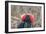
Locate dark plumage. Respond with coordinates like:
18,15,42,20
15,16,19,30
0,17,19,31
18,15,32,28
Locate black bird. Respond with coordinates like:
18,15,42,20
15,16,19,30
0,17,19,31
18,15,32,28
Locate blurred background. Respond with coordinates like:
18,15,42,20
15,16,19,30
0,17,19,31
11,5,42,29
